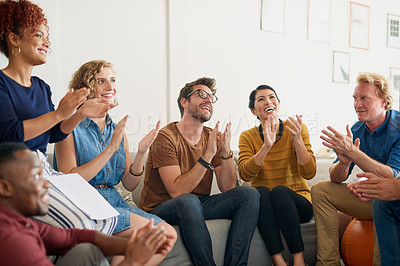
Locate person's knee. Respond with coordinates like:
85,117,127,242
58,243,108,266
235,185,260,202
172,193,203,216
159,221,178,242
311,181,332,202
256,185,271,197
271,186,292,205
271,185,290,196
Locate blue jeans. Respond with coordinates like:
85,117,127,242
372,199,400,266
151,186,260,266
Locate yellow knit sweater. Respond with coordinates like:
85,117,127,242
238,122,316,203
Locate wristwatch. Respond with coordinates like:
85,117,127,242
198,156,215,171
221,150,233,160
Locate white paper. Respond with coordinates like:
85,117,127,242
47,174,119,220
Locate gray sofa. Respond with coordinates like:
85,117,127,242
115,154,334,266
49,150,350,266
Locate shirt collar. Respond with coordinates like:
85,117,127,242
372,110,390,135
81,113,112,129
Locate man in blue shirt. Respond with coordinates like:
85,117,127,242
312,72,400,266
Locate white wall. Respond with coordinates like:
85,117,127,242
1,0,400,153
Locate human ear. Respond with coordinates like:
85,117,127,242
7,32,21,47
0,180,13,197
250,108,257,116
180,97,188,108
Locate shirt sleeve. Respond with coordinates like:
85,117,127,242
38,222,96,256
238,130,262,182
151,133,180,168
386,137,400,177
49,121,69,143
297,123,317,180
0,83,25,143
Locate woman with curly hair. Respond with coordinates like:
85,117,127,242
55,60,177,265
0,0,117,244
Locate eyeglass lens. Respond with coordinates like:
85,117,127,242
198,90,217,103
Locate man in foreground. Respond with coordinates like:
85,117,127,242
0,142,172,266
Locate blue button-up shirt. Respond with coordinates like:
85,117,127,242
341,109,400,178
73,114,126,186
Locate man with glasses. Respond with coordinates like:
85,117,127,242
139,77,260,266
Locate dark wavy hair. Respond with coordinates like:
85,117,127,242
0,0,48,58
248,85,280,110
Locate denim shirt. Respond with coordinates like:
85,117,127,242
73,114,126,187
336,109,400,178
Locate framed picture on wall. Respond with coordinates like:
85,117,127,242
332,51,350,83
307,0,331,43
261,0,285,33
387,14,400,49
349,2,370,50
390,67,400,110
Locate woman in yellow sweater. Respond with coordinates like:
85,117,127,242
238,85,316,266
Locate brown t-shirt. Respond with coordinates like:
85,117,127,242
139,122,222,212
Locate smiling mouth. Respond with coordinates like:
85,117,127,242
201,106,211,111
38,49,48,55
265,107,275,112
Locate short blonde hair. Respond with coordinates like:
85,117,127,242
69,60,114,100
356,72,392,111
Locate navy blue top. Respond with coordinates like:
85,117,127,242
334,109,400,178
0,70,68,153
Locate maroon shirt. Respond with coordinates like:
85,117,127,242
0,206,96,266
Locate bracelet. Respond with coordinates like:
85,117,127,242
129,164,144,176
198,157,215,171
221,150,233,160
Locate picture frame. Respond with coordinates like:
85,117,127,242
332,51,350,83
261,0,285,34
349,2,370,50
307,0,331,43
387,14,400,49
390,67,400,110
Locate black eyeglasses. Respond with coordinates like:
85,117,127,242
186,89,218,103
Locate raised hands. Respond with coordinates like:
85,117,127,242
204,121,220,160
78,98,115,119
286,115,303,143
262,115,278,149
221,122,232,157
138,121,161,155
321,125,360,165
108,115,129,153
56,88,90,120
56,88,115,120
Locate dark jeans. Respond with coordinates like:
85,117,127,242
373,199,400,266
256,186,313,256
151,186,260,266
